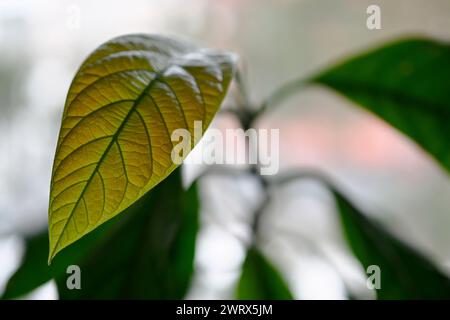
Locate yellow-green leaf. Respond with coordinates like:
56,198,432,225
48,34,236,261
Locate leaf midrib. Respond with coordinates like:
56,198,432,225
49,71,163,260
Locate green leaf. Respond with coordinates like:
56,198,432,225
237,247,293,300
1,225,106,299
3,168,199,299
49,34,236,261
57,168,198,299
314,38,450,174
334,189,450,299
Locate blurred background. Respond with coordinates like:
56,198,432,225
1,0,450,299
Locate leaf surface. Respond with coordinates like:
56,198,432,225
49,34,235,260
237,247,293,299
334,189,450,299
314,39,450,173
57,169,198,299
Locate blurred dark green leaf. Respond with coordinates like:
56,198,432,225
58,169,198,299
1,232,49,299
2,168,199,299
1,218,109,299
334,189,450,299
314,39,450,173
237,247,293,300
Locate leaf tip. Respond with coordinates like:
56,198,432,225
47,249,54,266
47,238,58,265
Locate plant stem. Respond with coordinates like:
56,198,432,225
205,71,314,247
256,77,309,120
238,99,268,246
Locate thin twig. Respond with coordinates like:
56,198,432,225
256,77,310,120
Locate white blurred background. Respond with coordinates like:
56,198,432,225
1,0,450,299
